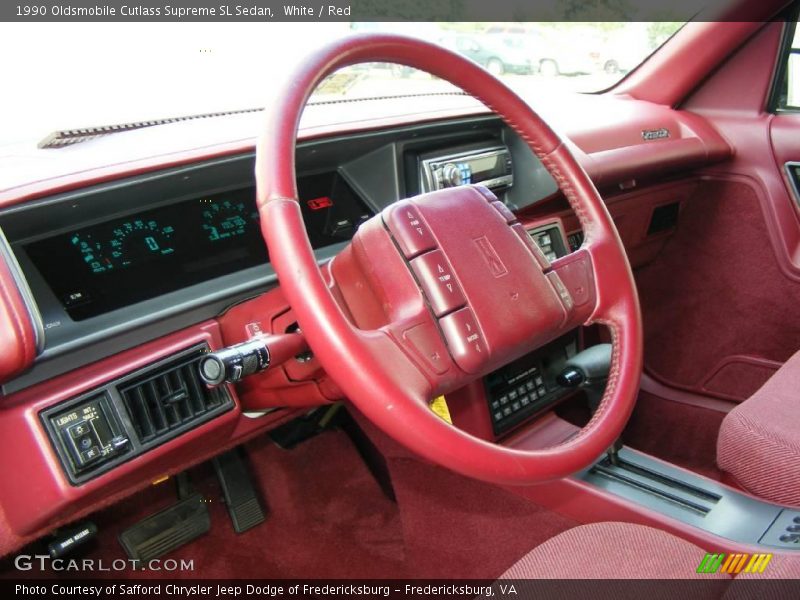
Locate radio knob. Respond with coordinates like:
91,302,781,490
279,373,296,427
441,163,463,188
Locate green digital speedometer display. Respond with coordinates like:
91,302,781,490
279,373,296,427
72,219,176,273
110,219,176,266
201,200,256,242
25,172,373,321
26,186,265,319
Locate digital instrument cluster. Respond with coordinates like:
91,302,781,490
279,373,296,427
25,172,372,320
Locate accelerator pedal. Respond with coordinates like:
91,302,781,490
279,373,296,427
119,493,210,563
213,449,266,533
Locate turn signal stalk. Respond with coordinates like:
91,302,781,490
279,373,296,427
198,333,308,386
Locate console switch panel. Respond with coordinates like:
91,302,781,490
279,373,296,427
484,331,579,436
760,509,800,548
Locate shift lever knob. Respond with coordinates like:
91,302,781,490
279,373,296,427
556,343,613,414
556,368,584,388
558,343,612,387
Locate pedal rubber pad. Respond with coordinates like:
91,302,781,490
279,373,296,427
119,493,209,563
213,449,266,533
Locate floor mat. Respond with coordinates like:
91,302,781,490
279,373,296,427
386,457,577,579
1,429,408,579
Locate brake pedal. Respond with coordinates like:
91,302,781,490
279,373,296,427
213,449,266,533
119,494,210,563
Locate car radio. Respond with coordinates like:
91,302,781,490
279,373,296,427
420,146,513,192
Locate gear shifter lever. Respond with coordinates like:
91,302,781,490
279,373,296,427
556,344,619,461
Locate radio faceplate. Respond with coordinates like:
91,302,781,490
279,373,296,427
420,146,513,192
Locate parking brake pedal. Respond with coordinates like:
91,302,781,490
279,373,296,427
213,449,266,533
119,494,210,563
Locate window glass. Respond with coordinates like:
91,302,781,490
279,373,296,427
776,20,800,109
789,24,800,108
0,21,684,147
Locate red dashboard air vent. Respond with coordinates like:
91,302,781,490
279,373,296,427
119,348,229,444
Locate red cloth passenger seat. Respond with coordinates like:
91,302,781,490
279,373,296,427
717,351,800,507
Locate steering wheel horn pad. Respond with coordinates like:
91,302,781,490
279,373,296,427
382,185,578,376
256,33,643,484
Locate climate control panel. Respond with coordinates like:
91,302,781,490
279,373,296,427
484,331,579,436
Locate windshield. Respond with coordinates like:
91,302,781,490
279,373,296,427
0,21,683,147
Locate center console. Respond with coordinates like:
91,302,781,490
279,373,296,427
579,446,800,551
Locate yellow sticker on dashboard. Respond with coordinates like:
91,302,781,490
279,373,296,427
429,395,452,424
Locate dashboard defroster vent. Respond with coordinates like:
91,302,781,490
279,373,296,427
119,348,230,444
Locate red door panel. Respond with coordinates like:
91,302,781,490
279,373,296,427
633,20,800,401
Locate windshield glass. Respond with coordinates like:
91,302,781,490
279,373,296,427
0,21,683,147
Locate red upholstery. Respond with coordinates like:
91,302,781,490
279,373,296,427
500,522,729,580
717,351,800,507
500,522,800,600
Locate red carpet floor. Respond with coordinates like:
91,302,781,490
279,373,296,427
1,430,408,579
1,427,576,579
386,457,577,579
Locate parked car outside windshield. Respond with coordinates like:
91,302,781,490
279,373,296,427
437,33,534,75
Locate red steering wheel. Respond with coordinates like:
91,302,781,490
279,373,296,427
255,34,642,484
